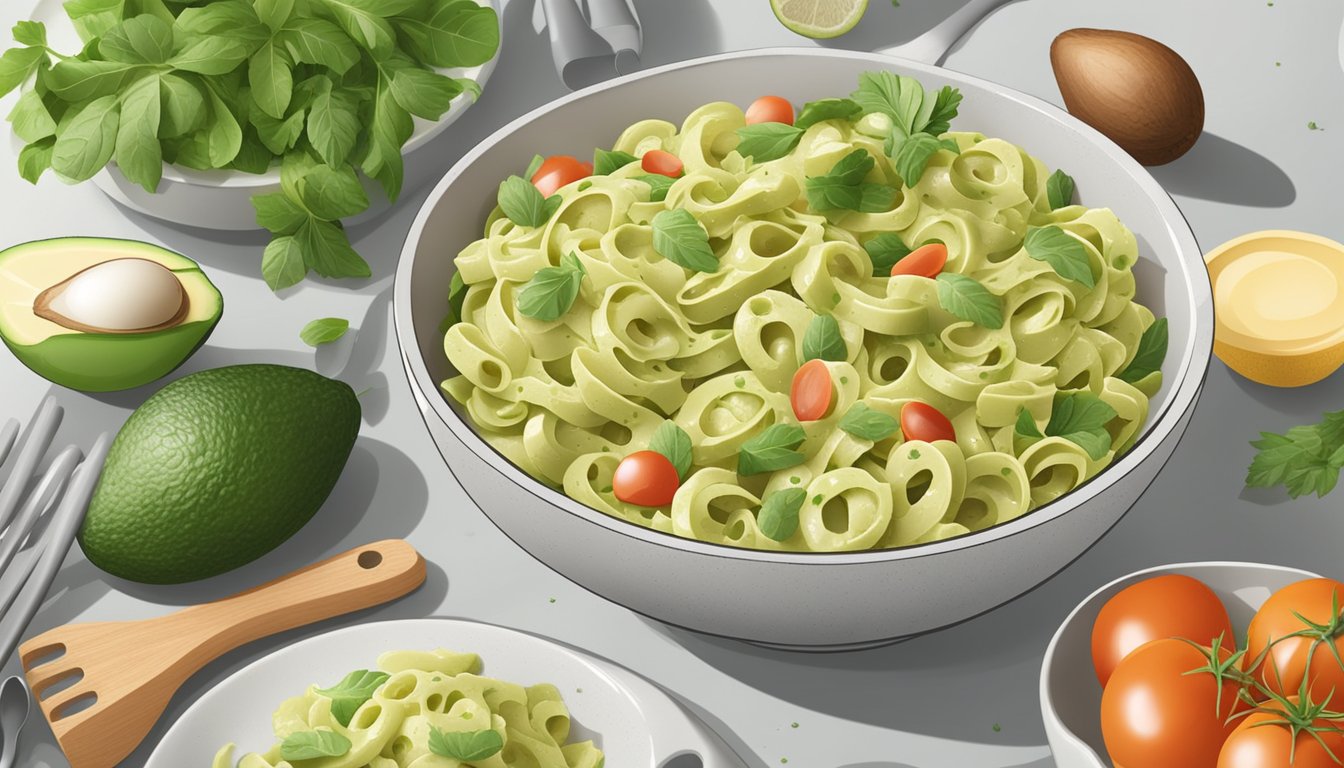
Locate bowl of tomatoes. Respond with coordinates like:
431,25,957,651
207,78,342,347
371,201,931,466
1039,562,1344,768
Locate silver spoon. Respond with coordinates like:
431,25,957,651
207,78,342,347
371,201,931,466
0,675,30,768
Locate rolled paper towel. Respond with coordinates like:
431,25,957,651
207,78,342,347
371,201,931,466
539,0,643,90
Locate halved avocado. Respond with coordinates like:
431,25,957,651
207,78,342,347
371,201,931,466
0,237,222,392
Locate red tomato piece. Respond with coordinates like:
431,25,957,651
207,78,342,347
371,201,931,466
1101,637,1245,768
612,450,680,507
531,155,593,197
1219,699,1344,768
791,359,833,422
745,95,794,126
889,243,948,278
1245,578,1344,701
1091,574,1234,686
641,149,684,178
900,402,955,443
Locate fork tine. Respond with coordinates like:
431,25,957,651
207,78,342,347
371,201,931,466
0,397,63,533
0,445,80,578
0,418,18,471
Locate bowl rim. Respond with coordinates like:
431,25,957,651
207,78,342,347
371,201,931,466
393,45,1215,566
1037,560,1324,766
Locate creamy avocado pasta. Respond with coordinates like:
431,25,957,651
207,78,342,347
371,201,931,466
440,71,1167,553
212,649,604,767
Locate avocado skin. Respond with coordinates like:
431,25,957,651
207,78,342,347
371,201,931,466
79,364,361,584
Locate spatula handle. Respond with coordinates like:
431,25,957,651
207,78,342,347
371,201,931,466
165,540,426,661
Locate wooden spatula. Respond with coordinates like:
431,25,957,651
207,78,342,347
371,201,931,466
19,539,425,768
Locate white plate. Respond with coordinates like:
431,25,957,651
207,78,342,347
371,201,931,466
1039,561,1322,768
147,618,745,767
14,0,502,231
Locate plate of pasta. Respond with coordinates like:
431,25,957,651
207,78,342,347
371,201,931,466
148,619,744,768
393,46,1214,648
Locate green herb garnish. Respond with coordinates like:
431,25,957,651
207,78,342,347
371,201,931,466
794,97,862,130
445,272,468,326
651,208,717,273
594,148,638,175
1046,168,1075,210
299,317,350,347
889,132,959,186
1024,393,1117,460
1024,226,1096,288
804,149,896,212
650,420,693,480
498,175,562,228
516,252,586,321
314,669,389,727
280,730,352,760
1246,410,1344,499
935,273,1003,329
802,314,846,362
428,727,504,761
839,403,899,441
1117,318,1168,383
738,424,807,476
735,122,803,162
758,488,805,541
850,71,960,137
863,233,912,276
638,173,675,202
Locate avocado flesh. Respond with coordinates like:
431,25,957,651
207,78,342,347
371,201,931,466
0,237,222,392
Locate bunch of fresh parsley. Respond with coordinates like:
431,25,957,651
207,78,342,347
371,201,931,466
1247,410,1344,499
0,0,499,290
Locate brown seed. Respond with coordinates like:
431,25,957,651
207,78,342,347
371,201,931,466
1051,28,1205,166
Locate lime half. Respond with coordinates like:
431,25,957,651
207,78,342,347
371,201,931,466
770,0,869,39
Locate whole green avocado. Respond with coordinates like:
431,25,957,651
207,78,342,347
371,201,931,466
79,364,361,584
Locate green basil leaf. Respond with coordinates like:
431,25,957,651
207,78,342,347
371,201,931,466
594,148,638,176
498,175,560,228
99,15,174,64
394,1,499,68
17,137,55,184
261,232,307,290
1118,317,1168,383
13,21,48,48
169,35,252,75
650,420,693,480
890,132,957,186
255,0,296,32
300,217,370,279
279,18,360,75
524,153,544,179
429,727,504,762
51,94,119,182
838,403,899,442
1015,407,1043,439
204,84,243,168
249,41,294,119
1046,168,1075,210
0,46,45,98
863,233,911,276
821,148,873,185
446,271,467,325
651,208,717,273
300,317,350,347
805,149,893,212
321,0,396,54
738,423,807,476
850,70,924,136
758,488,805,542
516,251,586,322
801,314,846,362
1044,392,1116,459
389,66,462,120
63,0,124,42
279,730,351,761
297,163,368,221
114,73,163,193
253,192,308,234
1061,429,1113,461
920,85,962,136
360,75,413,202
173,1,270,47
253,107,305,155
313,669,387,724
8,89,57,143
44,58,141,101
637,173,674,202
794,97,861,130
307,77,359,165
1024,226,1095,288
935,273,1003,329
229,132,272,173
158,73,206,138
734,122,803,163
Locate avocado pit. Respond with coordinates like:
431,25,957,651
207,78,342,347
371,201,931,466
34,258,190,335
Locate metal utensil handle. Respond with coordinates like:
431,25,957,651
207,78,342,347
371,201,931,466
0,419,19,471
880,0,1016,65
0,446,80,580
0,398,61,534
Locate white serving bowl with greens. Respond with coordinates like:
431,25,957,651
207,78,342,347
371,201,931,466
9,0,501,232
394,41,1213,647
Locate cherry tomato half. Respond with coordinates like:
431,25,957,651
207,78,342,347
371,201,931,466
531,155,593,197
1101,637,1245,768
890,243,948,278
1245,578,1344,701
745,95,794,126
641,149,684,178
900,402,955,443
791,359,833,422
1219,698,1344,768
612,450,680,507
1091,574,1234,686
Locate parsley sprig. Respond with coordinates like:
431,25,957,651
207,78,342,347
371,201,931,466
850,70,963,186
1246,410,1344,499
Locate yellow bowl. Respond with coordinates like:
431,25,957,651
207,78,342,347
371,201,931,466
1206,230,1344,387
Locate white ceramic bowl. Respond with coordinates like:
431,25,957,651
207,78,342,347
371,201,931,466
1040,561,1321,768
147,618,745,767
13,0,501,231
393,47,1215,650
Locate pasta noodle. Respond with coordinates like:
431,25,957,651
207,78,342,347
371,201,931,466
212,649,604,768
441,74,1165,553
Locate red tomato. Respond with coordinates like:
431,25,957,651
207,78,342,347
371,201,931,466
1101,637,1245,768
790,359,833,422
612,451,680,507
889,243,948,278
900,402,955,443
745,95,794,126
1091,574,1234,686
641,149,683,178
531,155,593,197
1219,698,1344,768
1245,578,1344,700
